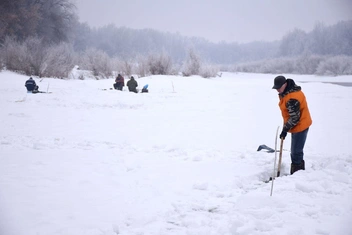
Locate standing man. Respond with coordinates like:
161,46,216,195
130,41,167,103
272,75,312,174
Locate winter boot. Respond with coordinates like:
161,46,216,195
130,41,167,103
290,160,305,175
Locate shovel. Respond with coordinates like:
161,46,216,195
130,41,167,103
277,138,284,177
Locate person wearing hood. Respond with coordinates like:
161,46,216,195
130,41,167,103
114,74,125,91
126,76,138,93
25,77,39,93
272,75,312,175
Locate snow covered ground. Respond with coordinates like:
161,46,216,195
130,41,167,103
0,70,351,235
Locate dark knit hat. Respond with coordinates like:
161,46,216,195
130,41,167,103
272,75,287,89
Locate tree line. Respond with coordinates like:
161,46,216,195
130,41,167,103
1,0,352,78
0,0,76,44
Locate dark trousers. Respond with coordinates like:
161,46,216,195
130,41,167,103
291,127,309,165
128,88,138,93
114,83,123,90
26,85,39,92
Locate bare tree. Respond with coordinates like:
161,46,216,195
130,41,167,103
0,0,77,44
36,0,77,44
0,0,41,43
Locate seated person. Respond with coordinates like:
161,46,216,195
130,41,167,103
141,84,149,93
114,74,125,90
126,76,138,93
25,77,39,93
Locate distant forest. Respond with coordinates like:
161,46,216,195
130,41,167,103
1,0,352,78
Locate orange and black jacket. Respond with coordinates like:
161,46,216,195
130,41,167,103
278,79,312,133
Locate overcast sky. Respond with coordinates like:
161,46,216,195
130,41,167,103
74,0,352,43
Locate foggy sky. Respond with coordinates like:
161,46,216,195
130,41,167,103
74,0,352,43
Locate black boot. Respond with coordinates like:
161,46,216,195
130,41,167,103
290,160,305,175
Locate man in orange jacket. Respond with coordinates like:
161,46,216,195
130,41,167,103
273,75,312,174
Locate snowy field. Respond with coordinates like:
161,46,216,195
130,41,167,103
0,70,351,235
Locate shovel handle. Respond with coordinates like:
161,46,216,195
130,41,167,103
277,138,284,177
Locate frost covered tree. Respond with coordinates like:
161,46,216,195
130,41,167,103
316,55,352,76
36,0,77,44
24,37,48,76
308,22,331,55
147,52,173,75
111,58,133,78
80,48,112,78
135,55,149,78
279,29,308,57
182,49,201,76
44,43,76,78
2,36,48,76
2,36,30,73
0,0,40,43
0,0,77,44
199,64,219,78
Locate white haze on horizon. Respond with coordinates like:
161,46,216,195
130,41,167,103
75,0,352,43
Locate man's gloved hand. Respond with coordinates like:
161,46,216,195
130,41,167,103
280,131,287,140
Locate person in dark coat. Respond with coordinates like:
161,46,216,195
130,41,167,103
114,74,125,90
126,76,138,93
25,77,39,93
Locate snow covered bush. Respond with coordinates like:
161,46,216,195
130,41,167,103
293,54,324,74
316,55,352,76
67,65,95,80
122,60,133,78
134,55,149,77
2,36,30,74
233,55,324,75
182,49,201,76
147,52,173,75
111,58,133,78
43,43,76,78
199,64,219,78
23,37,48,77
258,58,294,74
79,48,112,79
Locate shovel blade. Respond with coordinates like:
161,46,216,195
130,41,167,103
257,144,275,153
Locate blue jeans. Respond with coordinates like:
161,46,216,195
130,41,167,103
290,128,309,165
